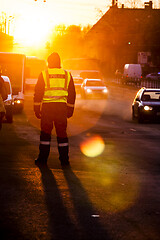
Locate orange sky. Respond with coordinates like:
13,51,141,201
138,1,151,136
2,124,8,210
0,0,159,49
1,0,108,45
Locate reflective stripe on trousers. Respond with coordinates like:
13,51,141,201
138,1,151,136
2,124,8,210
58,142,69,147
57,137,69,162
40,141,50,145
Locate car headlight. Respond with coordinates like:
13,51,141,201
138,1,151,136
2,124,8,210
14,99,22,104
103,88,108,93
86,89,92,93
144,106,153,111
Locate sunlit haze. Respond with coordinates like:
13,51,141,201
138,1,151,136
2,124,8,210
0,0,109,48
1,0,159,51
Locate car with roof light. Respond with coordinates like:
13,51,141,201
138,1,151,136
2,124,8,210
145,73,160,81
2,75,14,123
132,87,160,123
81,78,108,99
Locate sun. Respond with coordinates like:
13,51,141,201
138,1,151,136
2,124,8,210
13,15,51,47
10,0,55,48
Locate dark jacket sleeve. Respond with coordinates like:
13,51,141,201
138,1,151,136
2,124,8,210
0,77,7,101
33,72,45,119
67,73,76,118
33,72,45,104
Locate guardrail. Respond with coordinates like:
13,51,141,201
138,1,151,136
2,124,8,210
113,77,160,88
140,79,160,88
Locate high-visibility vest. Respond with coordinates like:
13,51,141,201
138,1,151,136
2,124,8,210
42,68,71,103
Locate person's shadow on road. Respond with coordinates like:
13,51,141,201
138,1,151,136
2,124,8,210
39,165,111,240
62,167,111,240
39,165,77,240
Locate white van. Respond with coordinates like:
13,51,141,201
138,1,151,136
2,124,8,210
123,64,142,78
2,76,13,123
123,64,142,85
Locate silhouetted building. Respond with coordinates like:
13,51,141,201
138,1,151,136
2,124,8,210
85,1,160,77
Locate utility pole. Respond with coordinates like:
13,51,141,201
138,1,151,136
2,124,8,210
8,16,14,35
4,18,6,34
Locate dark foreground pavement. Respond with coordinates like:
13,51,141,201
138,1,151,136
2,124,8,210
0,121,112,240
0,85,160,240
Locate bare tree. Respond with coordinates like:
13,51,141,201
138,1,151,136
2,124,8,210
0,12,7,33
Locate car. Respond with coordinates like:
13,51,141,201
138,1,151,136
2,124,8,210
132,87,160,123
145,73,160,81
81,78,108,99
73,76,84,94
2,75,14,123
122,64,142,85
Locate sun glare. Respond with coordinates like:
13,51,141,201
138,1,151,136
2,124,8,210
80,135,105,157
13,16,51,47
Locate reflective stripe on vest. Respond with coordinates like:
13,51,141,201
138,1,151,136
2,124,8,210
42,68,71,103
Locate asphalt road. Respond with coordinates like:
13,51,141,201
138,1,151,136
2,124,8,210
0,84,160,240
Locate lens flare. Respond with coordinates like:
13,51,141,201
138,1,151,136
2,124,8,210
80,135,105,157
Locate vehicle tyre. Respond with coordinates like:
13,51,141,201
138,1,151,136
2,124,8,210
132,108,135,120
138,111,144,123
6,106,13,123
6,112,13,123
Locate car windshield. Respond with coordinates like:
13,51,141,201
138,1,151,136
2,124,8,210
4,82,11,95
142,91,160,101
86,81,105,86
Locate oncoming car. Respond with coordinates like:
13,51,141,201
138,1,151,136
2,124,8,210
81,78,108,99
132,87,160,123
2,75,13,123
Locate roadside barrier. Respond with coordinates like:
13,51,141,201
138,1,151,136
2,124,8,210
113,77,160,88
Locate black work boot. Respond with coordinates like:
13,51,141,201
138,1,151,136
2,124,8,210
57,137,70,167
58,146,70,167
35,144,50,166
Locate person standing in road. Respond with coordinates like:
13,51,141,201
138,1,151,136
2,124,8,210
33,52,76,167
0,74,7,130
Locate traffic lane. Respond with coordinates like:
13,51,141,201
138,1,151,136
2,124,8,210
11,101,160,173
24,85,136,138
1,89,160,239
22,89,160,174
24,86,160,137
1,122,159,240
14,88,160,179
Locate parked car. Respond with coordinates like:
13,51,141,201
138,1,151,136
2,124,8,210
145,73,160,81
73,76,84,94
2,76,13,123
132,87,160,123
81,78,108,99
